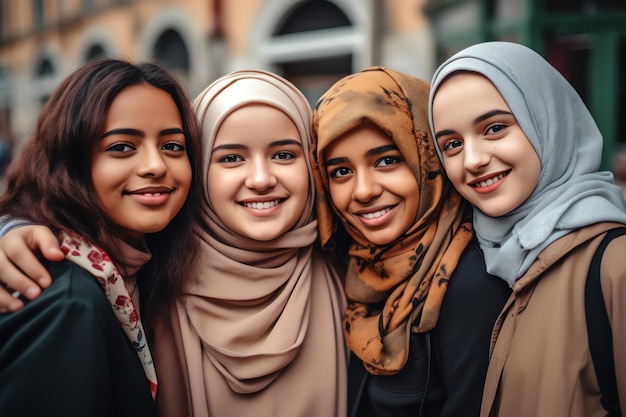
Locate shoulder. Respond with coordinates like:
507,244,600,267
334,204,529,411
15,259,112,319
598,228,626,292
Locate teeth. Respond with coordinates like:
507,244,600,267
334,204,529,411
475,173,505,188
144,193,162,196
243,200,279,209
361,208,391,219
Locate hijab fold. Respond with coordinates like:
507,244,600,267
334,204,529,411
311,67,473,375
178,70,347,416
429,42,626,286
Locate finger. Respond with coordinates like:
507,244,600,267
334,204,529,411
0,250,43,300
29,227,65,263
3,226,61,289
0,285,25,312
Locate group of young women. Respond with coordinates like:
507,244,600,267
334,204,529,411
0,41,624,417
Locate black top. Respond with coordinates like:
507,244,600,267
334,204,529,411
0,260,157,417
348,239,511,417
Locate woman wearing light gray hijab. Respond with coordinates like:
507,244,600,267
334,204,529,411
429,41,626,417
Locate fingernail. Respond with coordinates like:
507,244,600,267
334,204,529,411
24,287,39,298
9,301,22,311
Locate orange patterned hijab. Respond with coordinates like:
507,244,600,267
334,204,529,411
311,67,472,375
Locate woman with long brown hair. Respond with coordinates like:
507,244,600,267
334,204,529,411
0,58,203,417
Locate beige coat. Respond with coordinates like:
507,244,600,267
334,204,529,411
481,222,626,417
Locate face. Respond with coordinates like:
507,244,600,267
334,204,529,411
207,104,309,241
91,84,192,243
324,122,420,246
431,72,541,217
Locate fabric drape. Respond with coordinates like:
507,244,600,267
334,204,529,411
428,41,626,286
311,67,472,375
177,70,347,417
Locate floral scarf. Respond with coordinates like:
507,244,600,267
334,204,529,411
311,67,473,375
59,231,158,399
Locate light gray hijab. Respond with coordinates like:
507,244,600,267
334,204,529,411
428,41,626,286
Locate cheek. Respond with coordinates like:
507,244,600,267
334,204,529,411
397,176,420,217
328,181,350,215
206,167,225,205
443,159,464,189
90,161,109,201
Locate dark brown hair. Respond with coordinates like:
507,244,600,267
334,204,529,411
0,58,203,320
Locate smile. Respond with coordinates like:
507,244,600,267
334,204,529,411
359,208,391,219
472,173,506,188
242,199,281,210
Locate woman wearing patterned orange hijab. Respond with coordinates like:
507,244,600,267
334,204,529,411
310,67,510,417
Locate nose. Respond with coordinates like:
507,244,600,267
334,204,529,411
352,168,382,203
463,138,490,172
137,146,167,178
244,156,277,191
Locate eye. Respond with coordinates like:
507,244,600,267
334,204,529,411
219,154,243,163
375,155,402,167
485,123,507,135
106,142,135,153
162,142,186,152
329,167,352,178
440,139,463,153
273,151,296,160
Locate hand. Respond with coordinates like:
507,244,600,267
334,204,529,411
0,225,64,312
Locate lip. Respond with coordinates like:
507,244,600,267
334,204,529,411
126,186,175,206
468,171,509,194
238,197,285,217
353,205,396,227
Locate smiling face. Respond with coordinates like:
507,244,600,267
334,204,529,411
91,83,192,243
324,122,419,246
431,72,541,217
207,104,309,241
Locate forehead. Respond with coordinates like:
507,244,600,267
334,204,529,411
213,103,302,146
433,72,511,122
324,122,394,159
105,84,181,126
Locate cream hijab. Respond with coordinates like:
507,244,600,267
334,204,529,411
177,70,347,416
429,41,626,286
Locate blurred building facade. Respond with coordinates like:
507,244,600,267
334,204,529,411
0,0,624,178
0,0,433,158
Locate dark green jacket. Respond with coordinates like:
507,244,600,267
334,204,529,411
0,260,157,417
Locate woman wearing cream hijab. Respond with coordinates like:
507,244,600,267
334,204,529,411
157,70,348,416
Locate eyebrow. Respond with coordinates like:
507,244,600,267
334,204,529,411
212,138,302,152
325,144,398,167
474,109,513,124
434,109,513,139
101,127,184,139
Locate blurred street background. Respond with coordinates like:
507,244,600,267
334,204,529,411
0,0,624,194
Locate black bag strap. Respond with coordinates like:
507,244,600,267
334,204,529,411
585,227,626,417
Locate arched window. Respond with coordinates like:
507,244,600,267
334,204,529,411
154,29,190,80
85,44,106,61
272,1,354,105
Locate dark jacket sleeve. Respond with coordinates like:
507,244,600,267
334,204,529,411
0,260,156,417
436,242,511,417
